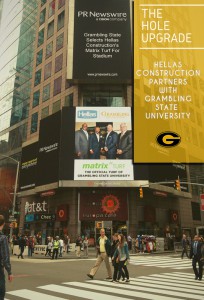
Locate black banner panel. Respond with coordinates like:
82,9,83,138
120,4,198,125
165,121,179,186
70,0,131,82
19,142,38,191
59,107,76,180
36,111,61,186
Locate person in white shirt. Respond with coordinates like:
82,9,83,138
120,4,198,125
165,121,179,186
59,238,64,257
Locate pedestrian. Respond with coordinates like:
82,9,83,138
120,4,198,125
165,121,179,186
75,236,82,258
181,234,189,259
0,215,13,300
28,236,34,257
45,237,52,257
111,233,125,283
59,237,64,257
18,235,26,259
127,234,132,251
51,236,60,260
87,228,112,280
83,236,89,258
113,234,130,283
189,235,203,280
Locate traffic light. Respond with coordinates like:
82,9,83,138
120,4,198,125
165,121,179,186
175,179,181,191
139,187,143,198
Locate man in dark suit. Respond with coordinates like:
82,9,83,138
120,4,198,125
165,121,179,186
117,123,132,159
189,235,203,280
75,123,89,159
104,124,118,159
89,126,103,159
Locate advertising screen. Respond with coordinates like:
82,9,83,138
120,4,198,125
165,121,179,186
74,107,134,180
19,142,38,191
68,0,131,82
36,111,61,187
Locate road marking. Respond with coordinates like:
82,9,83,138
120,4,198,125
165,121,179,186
80,280,204,300
130,256,191,269
7,289,68,299
136,276,203,289
38,284,127,300
63,281,184,300
6,272,203,300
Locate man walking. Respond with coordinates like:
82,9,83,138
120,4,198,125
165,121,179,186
189,235,203,280
181,234,189,259
0,215,13,300
87,228,112,280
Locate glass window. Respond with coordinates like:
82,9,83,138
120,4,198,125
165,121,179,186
53,76,62,95
33,90,40,107
38,28,44,47
64,94,73,106
43,84,50,102
52,99,61,113
58,0,65,9
48,0,56,17
65,80,73,89
55,54,63,73
41,0,46,6
31,112,38,133
36,49,43,66
46,41,53,58
34,70,41,86
57,11,64,31
40,8,46,25
47,20,54,39
44,62,52,80
41,106,49,119
56,33,64,51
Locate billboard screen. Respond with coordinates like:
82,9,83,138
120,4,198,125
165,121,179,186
68,0,131,82
19,142,38,191
36,111,61,187
59,106,138,186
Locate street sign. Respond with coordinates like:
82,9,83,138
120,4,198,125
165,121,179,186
9,216,17,222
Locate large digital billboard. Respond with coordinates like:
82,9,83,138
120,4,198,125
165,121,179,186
67,0,132,83
59,107,136,185
36,111,61,187
19,142,38,191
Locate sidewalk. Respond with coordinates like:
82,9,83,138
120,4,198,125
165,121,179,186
11,247,177,261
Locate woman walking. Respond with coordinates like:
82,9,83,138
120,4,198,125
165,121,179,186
113,234,130,282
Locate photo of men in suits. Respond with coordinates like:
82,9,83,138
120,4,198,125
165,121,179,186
117,123,132,159
89,126,103,159
103,124,118,159
75,123,89,159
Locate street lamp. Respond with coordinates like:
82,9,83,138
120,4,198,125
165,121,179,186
0,154,20,241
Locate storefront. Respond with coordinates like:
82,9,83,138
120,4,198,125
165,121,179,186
79,189,128,242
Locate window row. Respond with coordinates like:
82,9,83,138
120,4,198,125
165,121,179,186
36,33,64,66
40,0,65,25
34,75,62,96
38,11,65,46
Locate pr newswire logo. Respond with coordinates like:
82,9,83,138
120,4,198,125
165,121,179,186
156,132,181,148
77,110,97,119
78,11,127,18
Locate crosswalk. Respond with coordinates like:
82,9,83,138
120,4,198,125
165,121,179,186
130,255,192,269
6,272,203,300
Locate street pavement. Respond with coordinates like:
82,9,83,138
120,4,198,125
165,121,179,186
5,253,203,300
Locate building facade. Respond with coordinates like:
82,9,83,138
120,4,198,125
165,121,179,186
0,0,203,244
